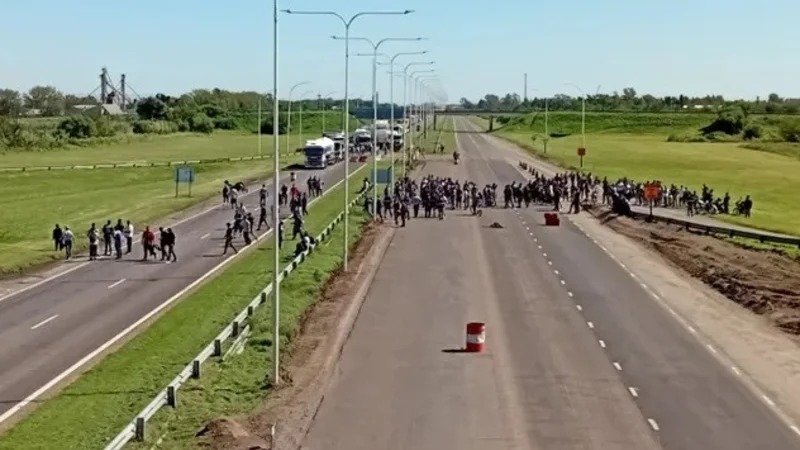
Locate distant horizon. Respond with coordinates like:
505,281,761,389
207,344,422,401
3,0,799,100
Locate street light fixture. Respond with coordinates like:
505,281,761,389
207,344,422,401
409,68,436,158
417,76,439,140
398,61,434,174
270,0,280,387
332,35,425,217
318,91,336,131
297,89,315,146
287,81,310,154
282,8,414,272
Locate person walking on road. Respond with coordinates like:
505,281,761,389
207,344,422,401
162,228,177,262
113,227,123,259
62,226,74,259
52,224,63,251
257,204,270,231
223,223,238,255
142,226,157,261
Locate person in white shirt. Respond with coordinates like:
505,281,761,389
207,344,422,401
124,221,134,254
62,227,75,259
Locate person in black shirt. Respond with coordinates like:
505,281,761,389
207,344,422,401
223,223,238,255
163,228,177,262
52,224,63,251
102,220,113,256
87,223,99,261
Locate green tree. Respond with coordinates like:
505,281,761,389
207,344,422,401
0,89,23,116
24,86,65,116
136,96,168,120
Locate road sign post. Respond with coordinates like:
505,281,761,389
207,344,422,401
644,183,660,222
577,147,586,168
175,166,195,198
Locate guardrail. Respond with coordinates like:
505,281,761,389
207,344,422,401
103,190,367,450
0,154,304,173
517,161,800,248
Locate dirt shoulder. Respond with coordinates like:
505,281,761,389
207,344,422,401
199,221,395,450
591,207,800,335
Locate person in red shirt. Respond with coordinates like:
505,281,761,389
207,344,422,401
142,226,157,261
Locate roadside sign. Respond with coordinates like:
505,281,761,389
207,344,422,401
577,147,586,156
644,183,660,201
373,167,393,184
175,166,195,197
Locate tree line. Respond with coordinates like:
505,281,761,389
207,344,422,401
456,88,800,115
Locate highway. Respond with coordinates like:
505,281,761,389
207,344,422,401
0,160,359,425
301,117,800,450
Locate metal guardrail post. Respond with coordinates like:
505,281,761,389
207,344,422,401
167,386,177,408
192,360,201,378
232,321,240,338
213,339,222,357
260,292,267,304
135,417,145,441
247,305,254,316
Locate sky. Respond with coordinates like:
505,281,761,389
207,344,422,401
2,0,799,102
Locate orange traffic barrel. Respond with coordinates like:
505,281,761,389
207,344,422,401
465,322,486,352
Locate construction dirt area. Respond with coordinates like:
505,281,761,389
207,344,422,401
591,207,800,336
196,221,390,450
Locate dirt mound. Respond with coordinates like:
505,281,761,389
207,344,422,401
199,221,388,450
591,207,800,335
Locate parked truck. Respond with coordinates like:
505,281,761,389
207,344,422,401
304,137,336,169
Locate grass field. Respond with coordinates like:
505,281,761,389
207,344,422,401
0,169,368,450
0,131,310,167
485,114,800,235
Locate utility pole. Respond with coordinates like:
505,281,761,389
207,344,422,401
120,74,127,111
524,73,528,102
100,68,108,105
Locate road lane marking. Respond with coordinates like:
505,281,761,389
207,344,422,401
567,291,573,297
762,395,776,407
200,233,210,240
791,425,800,436
587,321,594,329
553,269,559,275
613,362,622,371
0,166,363,428
31,315,59,330
547,261,553,265
628,387,638,398
707,344,718,354
732,366,742,376
647,418,660,431
537,245,542,249
687,325,697,334
107,279,126,289
576,305,582,311
599,339,606,348
529,232,533,236
543,252,547,257
560,279,566,285
619,262,628,269
533,238,537,242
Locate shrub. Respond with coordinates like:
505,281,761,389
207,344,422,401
94,116,130,137
742,123,762,140
132,120,178,135
189,113,215,134
57,116,96,139
701,106,746,135
213,117,237,130
780,121,800,143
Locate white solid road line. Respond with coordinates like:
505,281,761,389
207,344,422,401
0,166,363,428
31,315,59,330
107,279,126,289
648,418,660,431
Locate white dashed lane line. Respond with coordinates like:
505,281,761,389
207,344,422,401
107,279,126,289
599,339,607,348
587,321,595,329
200,233,211,240
648,418,660,431
576,304,583,311
763,395,777,408
628,387,639,398
31,314,59,330
732,366,742,376
613,362,623,371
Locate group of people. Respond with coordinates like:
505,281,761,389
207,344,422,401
51,220,177,263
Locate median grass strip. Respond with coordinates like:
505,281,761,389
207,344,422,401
0,172,365,450
127,195,374,449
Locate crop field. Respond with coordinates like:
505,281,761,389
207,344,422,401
475,112,800,236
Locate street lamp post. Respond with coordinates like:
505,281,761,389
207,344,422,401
283,8,414,271
334,36,424,217
319,91,336,132
565,83,588,163
286,81,310,154
398,62,434,175
384,51,428,185
410,71,436,153
407,68,435,162
270,0,280,386
297,89,315,147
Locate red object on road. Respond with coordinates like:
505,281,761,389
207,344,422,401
465,322,486,352
544,212,560,226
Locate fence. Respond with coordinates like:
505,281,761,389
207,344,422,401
102,190,367,450
517,161,800,248
0,154,301,173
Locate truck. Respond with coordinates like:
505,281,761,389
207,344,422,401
304,137,336,169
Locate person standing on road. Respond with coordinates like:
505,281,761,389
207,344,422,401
87,223,99,261
113,227,123,259
124,220,134,254
223,223,238,255
62,227,74,259
257,204,270,231
52,224,63,251
259,184,268,204
163,228,177,262
301,192,309,216
102,220,113,256
292,210,303,240
242,214,253,246
142,226,156,261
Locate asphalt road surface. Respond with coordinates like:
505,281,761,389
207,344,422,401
0,160,360,424
301,117,800,450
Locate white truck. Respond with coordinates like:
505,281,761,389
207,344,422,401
304,137,336,169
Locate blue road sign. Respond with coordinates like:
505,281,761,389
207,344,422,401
372,167,393,184
175,167,194,183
